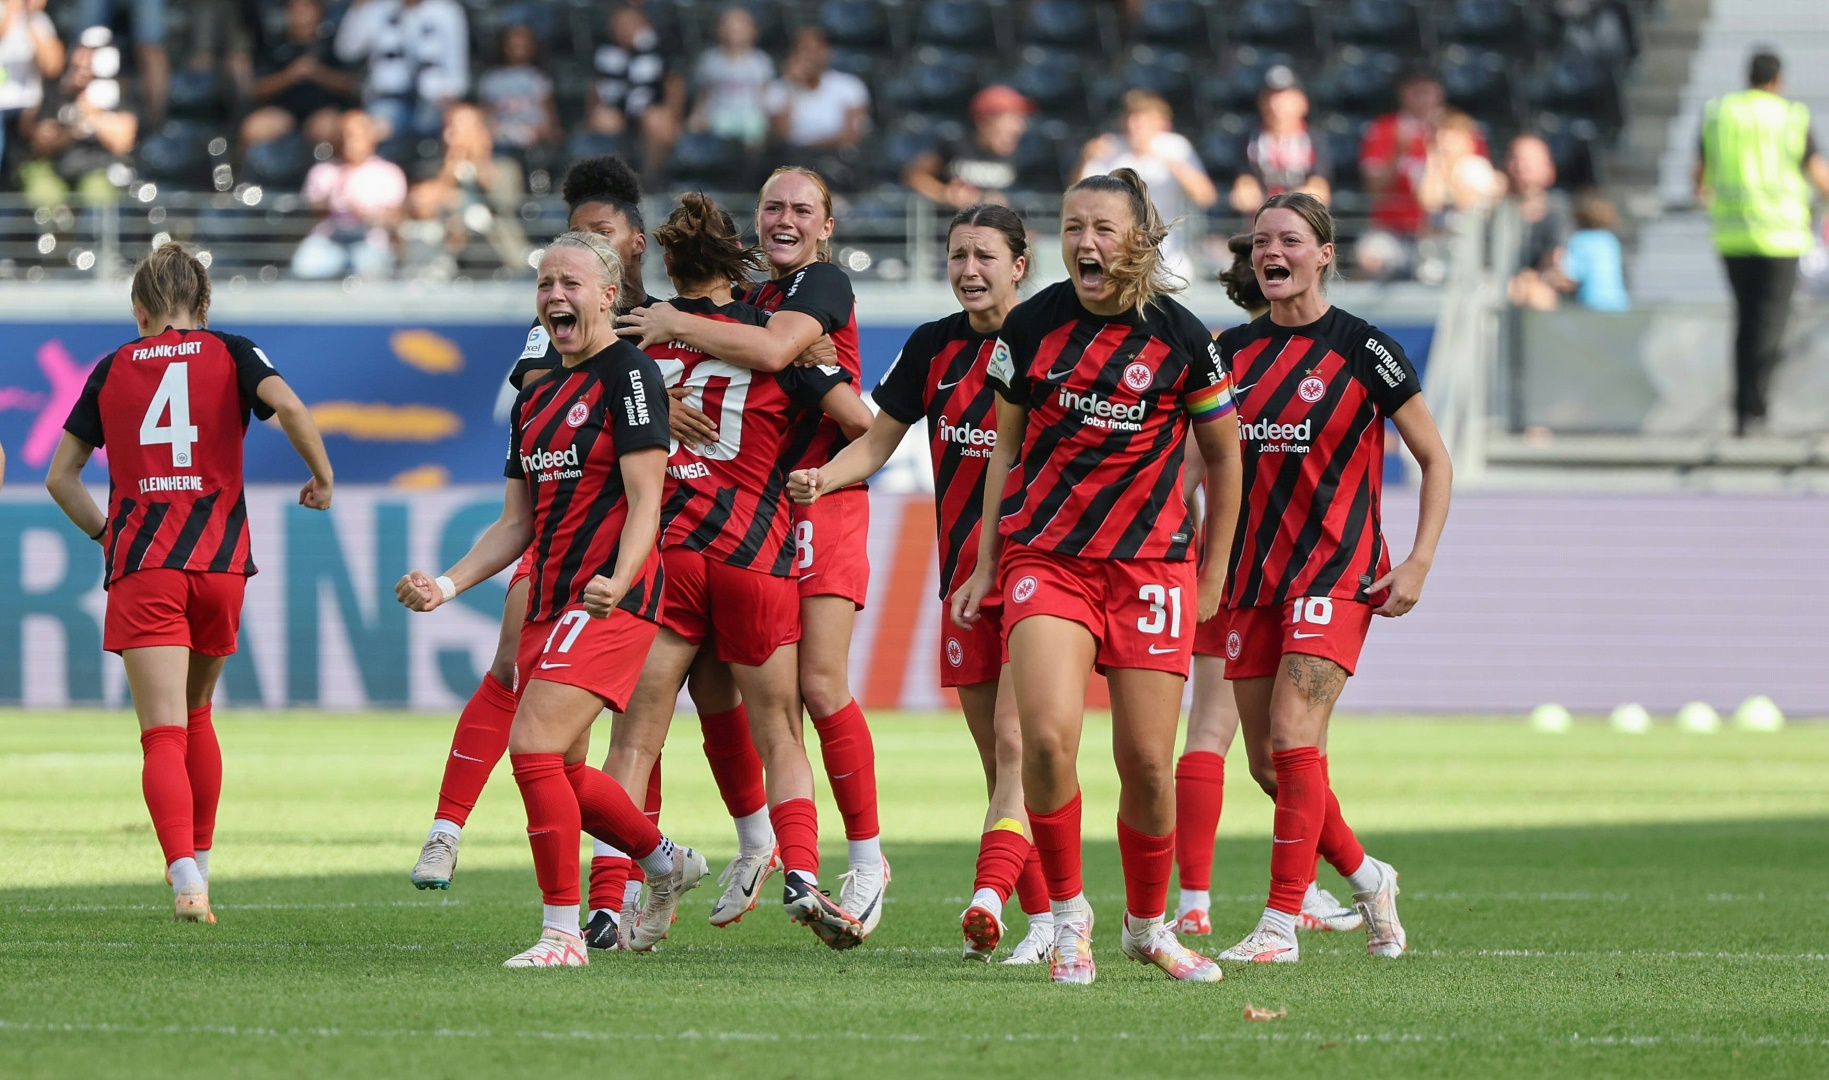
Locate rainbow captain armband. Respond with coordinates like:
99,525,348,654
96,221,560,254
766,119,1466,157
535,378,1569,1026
1185,373,1237,422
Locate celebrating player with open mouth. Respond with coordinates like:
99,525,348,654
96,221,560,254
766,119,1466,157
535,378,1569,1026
410,155,665,893
618,166,889,939
46,242,335,923
396,232,708,967
603,192,875,947
1213,192,1452,965
953,170,1243,985
789,204,1056,964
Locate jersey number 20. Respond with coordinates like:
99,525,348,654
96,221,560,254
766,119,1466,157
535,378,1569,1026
140,362,200,468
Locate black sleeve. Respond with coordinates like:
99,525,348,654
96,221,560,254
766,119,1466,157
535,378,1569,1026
503,392,527,479
62,354,113,447
870,323,935,424
220,333,280,420
611,350,673,455
509,321,560,390
987,294,1040,407
1358,326,1422,415
777,362,852,409
772,262,855,335
1172,306,1228,394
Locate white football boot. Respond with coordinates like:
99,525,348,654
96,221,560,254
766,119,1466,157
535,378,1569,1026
1000,915,1056,965
1217,921,1300,964
503,927,589,968
1121,913,1222,982
837,857,890,940
1353,857,1408,957
629,846,710,952
410,831,459,890
1298,886,1365,932
709,848,780,928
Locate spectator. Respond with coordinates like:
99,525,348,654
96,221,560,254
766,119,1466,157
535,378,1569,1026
172,0,253,115
903,84,1032,209
1418,111,1502,216
1553,189,1629,312
1230,65,1330,215
0,0,65,174
688,4,773,148
241,0,358,154
1355,69,1487,279
476,23,558,163
292,109,407,279
1696,48,1829,436
760,27,866,164
1075,89,1217,279
1502,132,1573,309
400,101,528,279
335,0,469,150
587,4,683,184
18,27,136,207
76,0,167,125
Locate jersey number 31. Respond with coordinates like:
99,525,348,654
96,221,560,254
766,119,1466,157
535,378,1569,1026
140,362,200,468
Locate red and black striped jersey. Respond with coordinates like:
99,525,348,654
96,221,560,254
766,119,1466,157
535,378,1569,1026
64,327,279,587
649,295,849,575
987,282,1235,561
873,310,1001,601
1216,306,1421,608
745,261,861,476
506,339,672,622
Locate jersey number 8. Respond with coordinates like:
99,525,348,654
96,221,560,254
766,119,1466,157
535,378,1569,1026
139,362,200,468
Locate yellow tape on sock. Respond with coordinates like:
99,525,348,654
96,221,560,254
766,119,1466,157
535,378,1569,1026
988,818,1026,836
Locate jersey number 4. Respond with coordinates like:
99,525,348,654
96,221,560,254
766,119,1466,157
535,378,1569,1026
139,362,200,468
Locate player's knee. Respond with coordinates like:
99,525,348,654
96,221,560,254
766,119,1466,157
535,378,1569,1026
800,672,850,719
1116,753,1175,801
1249,759,1278,796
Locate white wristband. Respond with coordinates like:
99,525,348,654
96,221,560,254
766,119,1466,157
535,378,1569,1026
435,575,457,602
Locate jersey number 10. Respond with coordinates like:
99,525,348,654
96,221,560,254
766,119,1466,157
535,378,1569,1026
139,362,200,468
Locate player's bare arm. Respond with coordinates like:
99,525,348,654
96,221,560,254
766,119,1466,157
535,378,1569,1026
397,480,535,613
1370,395,1452,618
256,376,335,510
616,303,824,374
951,396,1025,629
583,445,666,618
790,412,910,505
1190,412,1241,623
816,383,873,443
44,434,106,541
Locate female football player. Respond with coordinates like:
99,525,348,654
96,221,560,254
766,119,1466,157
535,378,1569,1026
789,204,1056,964
952,169,1242,985
617,166,888,935
396,232,708,967
46,241,334,923
1212,192,1451,964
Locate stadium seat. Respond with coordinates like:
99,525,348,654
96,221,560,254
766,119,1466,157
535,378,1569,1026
137,122,215,187
1439,0,1532,52
914,0,1001,52
1015,120,1072,189
1197,114,1252,181
668,132,745,186
1315,112,1368,190
241,135,310,191
1526,49,1622,131
1195,46,1296,116
882,114,943,177
167,70,224,122
1227,0,1318,54
1532,112,1601,188
1134,0,1215,51
1019,0,1113,55
1331,0,1425,53
820,0,895,51
1308,46,1404,118
883,47,981,115
1011,46,1089,122
566,130,629,167
1114,46,1196,118
726,0,792,53
1440,46,1515,124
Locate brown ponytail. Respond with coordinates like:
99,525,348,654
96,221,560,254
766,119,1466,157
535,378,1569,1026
654,192,768,288
130,241,212,327
1064,167,1181,313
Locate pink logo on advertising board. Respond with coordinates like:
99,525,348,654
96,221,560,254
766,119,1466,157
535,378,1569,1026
566,401,590,427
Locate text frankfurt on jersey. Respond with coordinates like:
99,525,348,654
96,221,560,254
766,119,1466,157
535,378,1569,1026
129,340,204,362
1058,388,1145,432
936,415,996,457
137,475,205,495
522,445,584,482
1239,417,1312,454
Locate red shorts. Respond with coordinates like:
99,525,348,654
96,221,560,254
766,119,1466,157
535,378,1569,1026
1193,609,1230,659
514,607,659,711
1000,543,1196,676
659,545,800,668
940,600,1004,688
509,547,536,589
1223,597,1374,680
104,569,246,656
793,487,869,608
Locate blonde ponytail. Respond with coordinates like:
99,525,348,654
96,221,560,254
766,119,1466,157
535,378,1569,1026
1065,168,1183,314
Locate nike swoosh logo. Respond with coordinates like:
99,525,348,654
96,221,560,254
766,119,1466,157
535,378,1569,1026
1234,381,1259,394
831,771,854,781
1272,838,1304,844
800,571,819,580
1045,362,1078,380
451,750,485,762
1291,631,1324,640
540,661,572,669
1147,644,1179,655
936,375,965,390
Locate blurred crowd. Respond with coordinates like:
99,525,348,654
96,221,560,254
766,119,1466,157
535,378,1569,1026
0,0,1635,298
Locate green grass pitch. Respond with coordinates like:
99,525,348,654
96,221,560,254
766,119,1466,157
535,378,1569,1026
2,710,1827,1078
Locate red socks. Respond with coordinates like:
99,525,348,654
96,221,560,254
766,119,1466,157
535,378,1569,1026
972,827,1029,903
564,761,660,858
186,706,221,854
1026,791,1084,902
140,725,194,866
810,700,878,840
1317,756,1367,878
1014,844,1049,915
644,752,663,824
769,797,819,877
1173,750,1225,891
587,757,665,911
511,752,580,907
1117,818,1175,920
701,705,768,818
434,672,517,827
1269,747,1325,914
